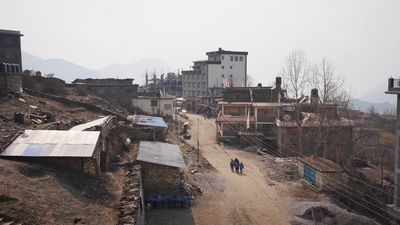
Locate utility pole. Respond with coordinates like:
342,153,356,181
386,77,400,223
197,117,200,164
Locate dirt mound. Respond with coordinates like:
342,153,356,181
262,155,300,184
0,159,117,225
290,201,381,225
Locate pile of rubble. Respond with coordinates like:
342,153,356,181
262,155,300,184
116,165,142,225
184,182,203,201
0,115,24,151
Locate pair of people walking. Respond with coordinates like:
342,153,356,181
230,158,244,175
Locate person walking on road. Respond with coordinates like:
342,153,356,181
234,158,240,174
239,161,244,175
230,159,234,172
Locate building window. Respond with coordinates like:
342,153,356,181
222,83,224,87
230,56,233,61
222,56,224,60
222,74,224,78
222,66,224,69
239,56,243,61
235,56,238,61
263,109,273,116
230,74,233,78
230,66,233,69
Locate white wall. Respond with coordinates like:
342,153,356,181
132,98,174,116
208,54,246,88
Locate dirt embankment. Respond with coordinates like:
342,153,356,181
0,159,123,225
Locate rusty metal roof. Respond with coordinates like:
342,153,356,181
0,130,100,157
137,141,185,168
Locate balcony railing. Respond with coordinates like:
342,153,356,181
217,115,256,122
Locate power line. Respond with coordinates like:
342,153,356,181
216,121,392,223
221,122,393,217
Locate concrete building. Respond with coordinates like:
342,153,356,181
71,78,138,107
0,29,23,95
0,29,23,69
132,93,175,116
182,48,248,107
216,77,283,146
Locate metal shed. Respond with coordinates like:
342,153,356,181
137,141,185,168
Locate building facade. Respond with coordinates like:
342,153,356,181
72,78,139,107
182,48,248,100
216,77,283,147
0,29,23,95
141,72,182,97
0,29,23,70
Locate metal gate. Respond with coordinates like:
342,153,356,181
304,164,316,185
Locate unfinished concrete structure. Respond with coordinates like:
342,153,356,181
71,78,138,107
0,29,23,95
142,72,183,97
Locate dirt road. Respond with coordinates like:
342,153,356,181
185,114,289,225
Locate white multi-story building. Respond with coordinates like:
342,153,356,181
182,48,248,99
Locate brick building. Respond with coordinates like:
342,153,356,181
216,77,284,147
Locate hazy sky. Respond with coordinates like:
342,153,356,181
1,0,399,98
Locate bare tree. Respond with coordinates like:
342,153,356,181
310,58,345,104
282,50,310,99
246,74,255,87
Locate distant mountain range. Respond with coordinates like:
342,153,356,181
22,51,171,83
352,98,395,115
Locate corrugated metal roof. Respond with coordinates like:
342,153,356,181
0,130,100,157
137,141,185,168
129,115,168,128
69,116,111,131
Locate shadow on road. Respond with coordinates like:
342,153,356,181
146,208,195,225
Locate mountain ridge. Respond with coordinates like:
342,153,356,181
22,51,170,83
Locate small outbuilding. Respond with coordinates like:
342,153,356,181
137,141,186,196
126,114,168,141
0,130,103,176
298,157,347,192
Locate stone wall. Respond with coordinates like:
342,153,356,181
0,73,22,94
141,162,183,195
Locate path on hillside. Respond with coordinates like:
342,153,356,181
185,114,289,225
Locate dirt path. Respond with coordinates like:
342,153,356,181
184,114,289,225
